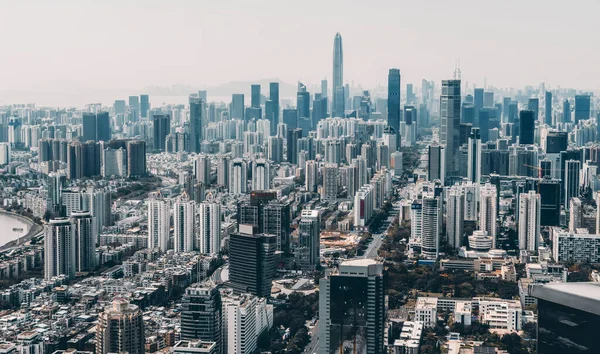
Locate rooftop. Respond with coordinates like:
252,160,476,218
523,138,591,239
530,282,600,315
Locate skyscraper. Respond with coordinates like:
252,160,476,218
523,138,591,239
251,84,261,109
387,68,401,149
295,210,320,270
140,94,149,118
148,199,170,252
189,95,205,153
332,33,344,118
297,82,310,120
538,177,561,226
574,94,591,123
180,282,222,347
528,97,539,122
428,144,445,182
318,258,385,354
229,225,277,298
82,112,111,142
96,299,145,354
231,94,245,120
198,202,221,255
287,128,302,165
564,160,581,208
173,198,195,252
194,154,211,186
71,211,95,272
545,91,552,125
518,191,541,251
269,82,279,127
440,80,461,181
126,140,146,177
128,96,140,119
44,218,75,279
563,99,571,123
152,114,171,152
519,110,535,145
421,195,441,259
467,128,481,183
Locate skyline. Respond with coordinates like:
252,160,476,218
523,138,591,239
1,0,600,102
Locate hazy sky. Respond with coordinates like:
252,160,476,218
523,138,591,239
1,0,599,94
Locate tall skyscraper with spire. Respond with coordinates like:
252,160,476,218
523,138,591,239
332,32,344,118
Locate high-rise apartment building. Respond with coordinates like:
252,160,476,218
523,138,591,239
479,184,498,247
320,163,339,201
71,211,95,272
252,159,270,191
229,159,248,195
173,198,195,252
148,199,170,252
518,191,541,251
446,185,464,249
198,202,221,255
44,218,75,279
96,299,145,354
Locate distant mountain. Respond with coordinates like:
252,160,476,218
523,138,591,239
146,79,297,98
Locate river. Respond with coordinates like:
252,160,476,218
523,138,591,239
0,212,30,247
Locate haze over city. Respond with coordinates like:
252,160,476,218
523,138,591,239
2,0,600,105
2,1,600,354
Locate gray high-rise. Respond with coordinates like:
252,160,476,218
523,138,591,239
440,80,461,181
332,33,344,118
387,68,401,150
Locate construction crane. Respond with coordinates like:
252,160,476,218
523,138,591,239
523,164,542,178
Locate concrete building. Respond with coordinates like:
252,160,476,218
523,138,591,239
553,230,600,263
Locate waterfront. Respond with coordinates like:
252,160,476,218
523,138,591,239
0,212,30,247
